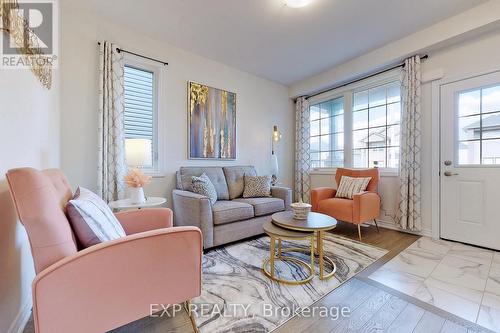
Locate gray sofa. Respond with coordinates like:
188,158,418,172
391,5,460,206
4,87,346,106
172,166,292,249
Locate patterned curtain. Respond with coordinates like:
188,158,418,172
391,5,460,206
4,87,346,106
294,96,311,202
397,55,422,230
97,41,126,202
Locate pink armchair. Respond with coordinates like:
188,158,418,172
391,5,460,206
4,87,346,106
311,168,381,240
6,168,202,333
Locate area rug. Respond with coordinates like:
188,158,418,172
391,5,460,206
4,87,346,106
192,234,388,332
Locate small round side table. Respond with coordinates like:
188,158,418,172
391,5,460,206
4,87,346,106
262,220,315,285
108,197,167,211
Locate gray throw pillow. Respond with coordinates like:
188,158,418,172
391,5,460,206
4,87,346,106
191,173,218,204
243,175,271,198
66,187,126,249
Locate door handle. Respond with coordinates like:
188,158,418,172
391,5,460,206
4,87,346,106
444,171,459,177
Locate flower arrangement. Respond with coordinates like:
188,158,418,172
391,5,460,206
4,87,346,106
124,168,151,188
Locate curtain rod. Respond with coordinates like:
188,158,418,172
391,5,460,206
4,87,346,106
97,42,168,66
303,55,428,101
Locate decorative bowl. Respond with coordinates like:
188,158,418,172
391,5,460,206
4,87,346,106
290,201,312,220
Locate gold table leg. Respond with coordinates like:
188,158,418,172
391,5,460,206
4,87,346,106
270,236,275,278
278,238,282,258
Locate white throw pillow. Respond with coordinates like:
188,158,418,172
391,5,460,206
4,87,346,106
191,173,218,204
66,187,126,248
335,176,372,199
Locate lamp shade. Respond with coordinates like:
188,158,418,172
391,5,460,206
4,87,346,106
125,138,152,167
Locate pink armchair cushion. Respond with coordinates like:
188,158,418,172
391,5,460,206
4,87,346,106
67,187,126,249
6,168,77,273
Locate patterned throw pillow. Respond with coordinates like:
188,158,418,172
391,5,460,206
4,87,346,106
243,175,271,198
191,173,218,204
335,176,372,199
67,187,126,249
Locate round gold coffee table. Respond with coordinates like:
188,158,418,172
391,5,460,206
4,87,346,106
272,211,338,280
262,221,315,285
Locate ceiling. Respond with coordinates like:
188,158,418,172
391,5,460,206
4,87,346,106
66,0,487,85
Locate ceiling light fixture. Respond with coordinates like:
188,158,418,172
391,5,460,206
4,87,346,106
284,0,314,8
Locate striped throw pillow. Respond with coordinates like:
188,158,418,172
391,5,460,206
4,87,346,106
335,176,372,199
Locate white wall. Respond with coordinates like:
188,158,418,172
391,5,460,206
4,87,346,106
305,27,500,236
60,3,294,203
0,69,60,331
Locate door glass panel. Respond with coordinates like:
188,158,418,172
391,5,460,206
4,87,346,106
458,90,480,117
482,86,500,113
457,85,500,165
458,140,480,165
458,116,480,141
481,112,500,139
482,139,500,164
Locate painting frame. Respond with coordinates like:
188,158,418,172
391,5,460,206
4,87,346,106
188,81,237,160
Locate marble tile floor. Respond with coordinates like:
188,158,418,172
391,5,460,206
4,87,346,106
369,237,500,332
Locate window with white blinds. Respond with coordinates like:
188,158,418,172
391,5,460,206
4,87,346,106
123,64,156,168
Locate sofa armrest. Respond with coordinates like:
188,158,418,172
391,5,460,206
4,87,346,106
172,189,214,248
271,186,292,210
311,187,337,211
32,227,202,333
352,191,381,223
115,208,173,235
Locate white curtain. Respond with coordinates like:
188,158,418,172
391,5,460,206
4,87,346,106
294,96,311,202
397,55,422,230
97,41,126,202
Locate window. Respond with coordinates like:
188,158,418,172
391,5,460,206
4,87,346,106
308,72,401,172
310,97,344,168
123,62,160,173
457,85,500,165
352,82,401,168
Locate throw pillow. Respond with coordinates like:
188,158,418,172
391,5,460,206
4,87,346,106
191,173,218,204
66,187,126,249
335,176,372,199
243,175,271,198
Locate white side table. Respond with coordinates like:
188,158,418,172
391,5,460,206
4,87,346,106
109,197,167,211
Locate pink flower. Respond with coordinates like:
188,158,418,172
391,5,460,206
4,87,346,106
124,168,152,188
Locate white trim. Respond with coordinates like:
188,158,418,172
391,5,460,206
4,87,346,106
8,295,32,333
431,80,441,240
375,219,433,237
309,167,399,177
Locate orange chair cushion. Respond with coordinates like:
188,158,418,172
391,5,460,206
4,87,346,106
317,197,353,222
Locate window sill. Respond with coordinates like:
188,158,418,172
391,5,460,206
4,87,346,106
309,168,399,178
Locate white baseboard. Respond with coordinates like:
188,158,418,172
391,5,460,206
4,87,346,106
8,295,32,333
375,219,433,238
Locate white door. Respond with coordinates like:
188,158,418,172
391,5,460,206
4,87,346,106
440,71,500,250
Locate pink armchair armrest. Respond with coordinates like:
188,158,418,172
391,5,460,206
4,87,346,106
311,187,337,211
353,191,381,223
115,208,173,235
32,226,202,333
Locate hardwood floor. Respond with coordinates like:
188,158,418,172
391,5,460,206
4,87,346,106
23,224,492,333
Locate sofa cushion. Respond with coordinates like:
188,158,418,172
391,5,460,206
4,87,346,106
243,175,271,198
178,167,229,200
223,166,257,199
191,173,218,204
234,197,285,216
212,201,254,225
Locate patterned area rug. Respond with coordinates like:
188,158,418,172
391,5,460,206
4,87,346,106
192,234,388,332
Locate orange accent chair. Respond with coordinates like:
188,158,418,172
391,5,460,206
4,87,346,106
6,168,202,333
311,168,381,240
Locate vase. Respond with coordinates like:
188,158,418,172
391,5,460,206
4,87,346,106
129,187,146,204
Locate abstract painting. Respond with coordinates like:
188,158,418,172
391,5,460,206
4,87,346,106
188,81,236,159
